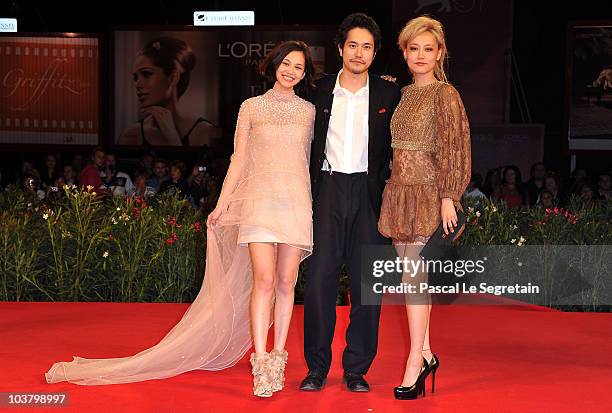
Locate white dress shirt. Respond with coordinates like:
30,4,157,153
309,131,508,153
322,71,369,173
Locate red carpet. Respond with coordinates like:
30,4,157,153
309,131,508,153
1,300,611,412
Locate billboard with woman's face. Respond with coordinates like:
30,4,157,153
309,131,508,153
113,28,336,148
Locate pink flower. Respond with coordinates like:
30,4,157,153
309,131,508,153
167,216,182,228
165,232,179,245
134,196,148,208
132,207,141,219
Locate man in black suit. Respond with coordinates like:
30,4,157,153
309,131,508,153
301,13,401,392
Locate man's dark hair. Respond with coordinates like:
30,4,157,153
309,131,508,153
169,160,186,175
133,168,149,180
335,13,382,53
470,173,483,189
530,162,545,176
90,146,105,159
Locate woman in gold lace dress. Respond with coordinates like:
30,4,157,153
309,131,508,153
378,16,471,400
46,41,316,399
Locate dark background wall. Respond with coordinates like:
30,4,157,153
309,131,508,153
1,0,610,175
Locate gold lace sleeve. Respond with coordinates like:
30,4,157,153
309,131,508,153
435,84,471,202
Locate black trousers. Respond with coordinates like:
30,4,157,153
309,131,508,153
304,172,385,376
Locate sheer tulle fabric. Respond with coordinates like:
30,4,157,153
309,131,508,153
45,225,252,385
45,89,315,385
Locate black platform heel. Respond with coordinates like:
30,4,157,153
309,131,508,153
394,357,428,400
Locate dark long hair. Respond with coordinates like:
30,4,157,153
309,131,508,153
140,37,196,99
502,165,528,201
259,40,316,95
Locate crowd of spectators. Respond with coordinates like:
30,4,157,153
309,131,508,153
1,152,609,215
464,162,612,208
0,147,227,216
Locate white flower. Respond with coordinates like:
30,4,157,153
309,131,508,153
42,213,49,220
27,203,32,208
111,218,118,225
491,206,498,213
71,184,76,190
510,238,516,244
63,184,69,190
468,207,474,213
116,207,121,211
512,225,518,230
86,185,93,191
475,211,481,217
519,236,526,243
92,192,97,196
102,251,109,258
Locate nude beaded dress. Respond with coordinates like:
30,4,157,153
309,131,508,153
45,88,315,385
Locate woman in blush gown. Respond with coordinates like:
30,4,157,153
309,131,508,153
46,40,316,398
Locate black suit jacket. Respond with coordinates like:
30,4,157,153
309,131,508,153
308,73,401,216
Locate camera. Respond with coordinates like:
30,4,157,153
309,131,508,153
198,166,206,173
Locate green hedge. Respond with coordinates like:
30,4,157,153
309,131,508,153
1,187,610,309
0,186,205,302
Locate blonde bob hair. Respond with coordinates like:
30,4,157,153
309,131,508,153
397,16,448,83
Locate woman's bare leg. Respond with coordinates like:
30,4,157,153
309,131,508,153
273,244,302,350
422,303,434,363
395,242,430,387
249,242,277,354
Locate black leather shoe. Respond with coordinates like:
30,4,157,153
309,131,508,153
343,372,370,392
394,358,428,400
299,371,327,391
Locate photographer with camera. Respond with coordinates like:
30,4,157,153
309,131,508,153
100,153,135,197
132,169,157,199
187,164,210,209
45,176,67,205
22,174,46,202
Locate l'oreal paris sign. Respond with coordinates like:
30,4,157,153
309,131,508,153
193,11,255,26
